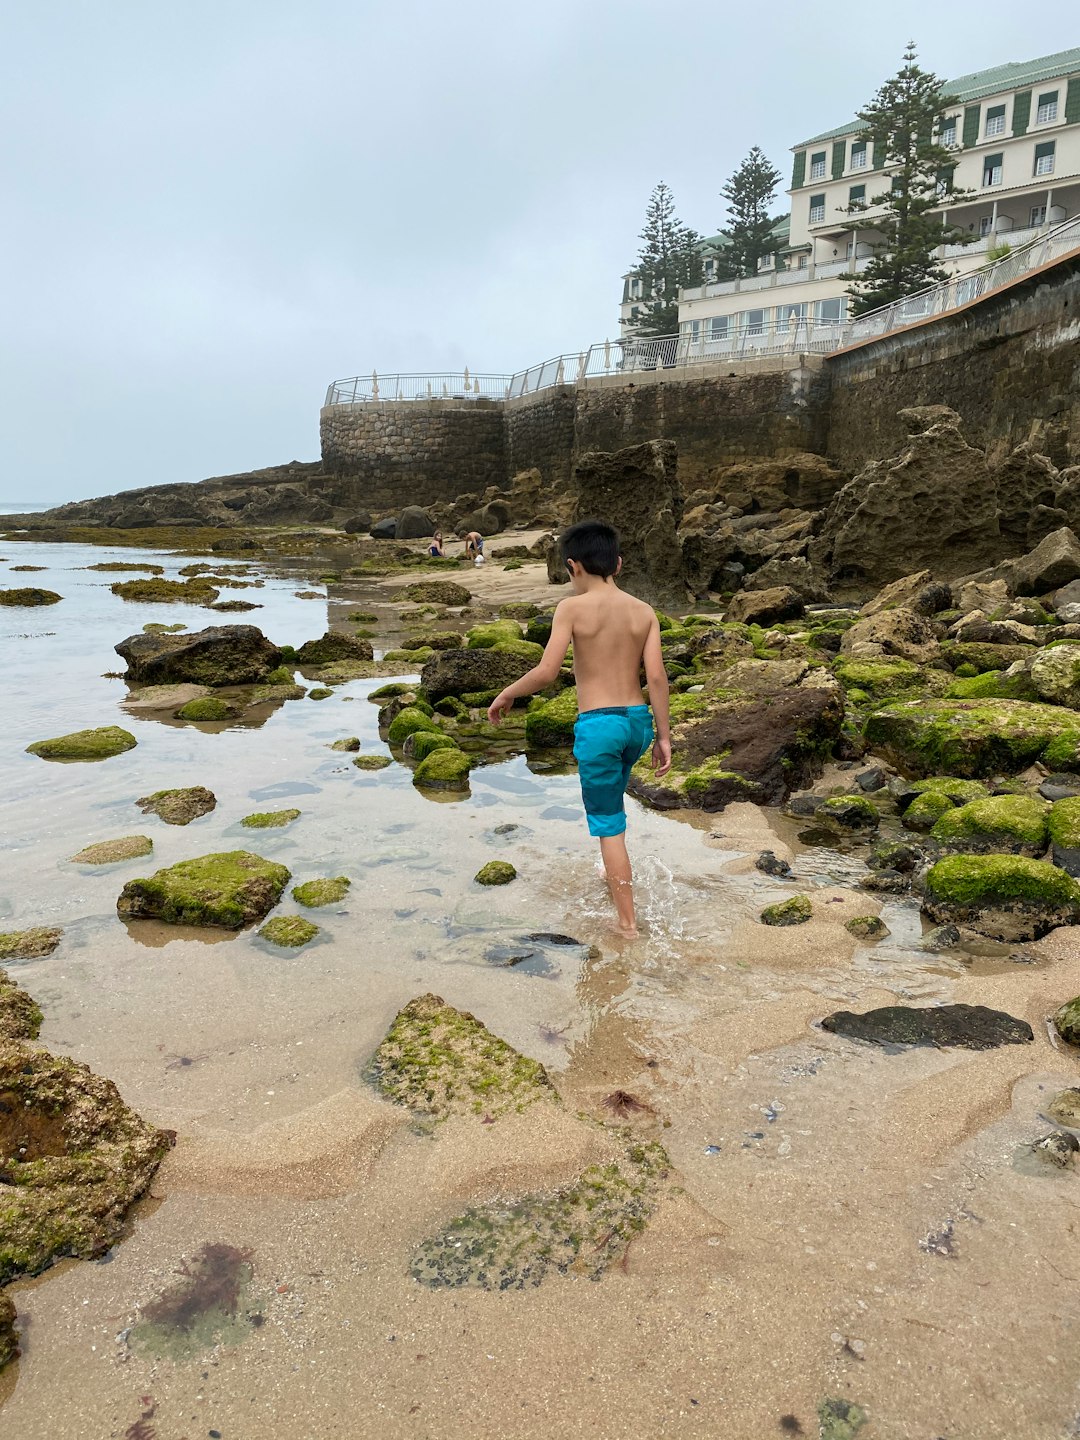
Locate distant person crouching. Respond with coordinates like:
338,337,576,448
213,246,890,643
465,530,485,566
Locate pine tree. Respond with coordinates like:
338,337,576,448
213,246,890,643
847,42,973,316
624,183,704,338
716,147,783,279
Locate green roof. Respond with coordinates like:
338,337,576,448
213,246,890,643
697,215,791,251
795,45,1080,148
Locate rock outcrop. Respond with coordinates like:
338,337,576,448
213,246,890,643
116,625,282,686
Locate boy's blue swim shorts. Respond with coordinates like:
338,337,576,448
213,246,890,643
572,705,654,838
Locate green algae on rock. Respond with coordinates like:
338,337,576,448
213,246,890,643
821,1003,1034,1050
0,587,61,607
833,656,922,697
931,794,1050,856
111,576,219,604
87,561,164,574
293,875,350,908
117,851,290,929
307,687,333,700
175,696,234,721
328,736,361,751
69,835,153,865
142,621,186,633
923,854,1080,941
403,580,471,606
403,730,459,762
411,1141,671,1291
818,794,880,831
293,631,374,665
524,687,578,748
413,747,471,791
0,1041,172,1284
387,706,441,746
0,969,43,1041
0,1290,17,1369
136,785,216,826
467,619,524,649
845,915,889,940
26,725,136,762
240,808,300,829
0,927,62,961
1031,643,1080,708
1044,1086,1080,1124
353,754,392,771
1053,997,1080,1046
865,699,1080,778
259,915,320,948
1049,795,1080,876
818,1397,868,1440
761,895,812,926
902,790,955,832
476,861,517,886
945,669,1039,702
367,992,554,1121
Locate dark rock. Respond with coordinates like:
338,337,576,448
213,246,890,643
294,631,374,665
1038,776,1080,803
868,840,925,874
755,850,792,877
821,1003,1034,1050
396,506,435,540
1030,1131,1079,1168
342,513,372,534
0,1291,17,1369
855,766,887,792
858,869,909,894
116,625,281,687
921,923,962,950
420,647,536,704
786,794,824,818
370,517,398,540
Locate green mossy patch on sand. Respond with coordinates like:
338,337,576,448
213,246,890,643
931,794,1050,855
136,786,216,826
0,928,62,961
761,895,812,926
945,669,1039,701
69,836,153,865
475,861,517,886
259,915,319,948
923,854,1080,940
0,588,61,607
818,1398,868,1440
293,876,350,908
240,808,300,829
387,706,441,745
175,696,234,721
865,700,1080,778
524,687,578,748
117,851,290,929
367,992,554,1121
27,726,136,762
402,580,472,606
0,970,43,1041
353,754,392,771
403,730,459,762
111,577,219,605
0,1042,171,1284
348,611,378,623
413,747,471,790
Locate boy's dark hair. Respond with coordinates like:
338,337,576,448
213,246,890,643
559,520,620,578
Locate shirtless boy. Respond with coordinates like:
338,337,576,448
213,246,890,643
487,520,672,937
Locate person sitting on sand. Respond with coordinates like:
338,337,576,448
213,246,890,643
487,519,671,938
428,531,444,558
464,530,484,564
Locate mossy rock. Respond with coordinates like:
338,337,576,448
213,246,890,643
761,895,812,926
240,808,300,829
307,687,333,700
953,663,978,678
366,992,554,1121
845,915,889,941
259,916,320,949
1053,998,1080,1046
403,730,459,762
413,747,471,790
401,631,461,652
524,614,555,646
475,861,517,886
0,588,61,607
902,790,955,832
87,562,164,574
833,657,922,697
110,577,218,604
0,928,62,961
402,580,471,606
142,622,187,633
348,611,378,624
945,669,1039,702
819,794,880,831
524,687,578,748
369,682,415,701
944,642,1037,674
864,700,1080,778
293,875,350,908
923,854,1080,941
263,665,296,685
0,970,43,1041
1031,643,1080,708
250,681,307,703
461,689,501,707
294,632,374,666
387,706,441,745
433,696,469,719
1049,796,1080,875
906,777,989,806
466,620,524,649
26,726,136,762
117,851,290,929
499,602,538,620
175,696,234,721
69,836,153,865
931,794,1050,855
0,1292,16,1369
136,786,216,826
353,754,392,771
383,647,434,665
329,736,361,751
491,638,546,666
0,1042,171,1284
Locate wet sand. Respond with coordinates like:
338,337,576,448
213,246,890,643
2,538,1080,1438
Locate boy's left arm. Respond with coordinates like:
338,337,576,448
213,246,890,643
487,603,574,723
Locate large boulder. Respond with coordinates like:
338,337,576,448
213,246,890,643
840,606,940,665
115,625,282,686
865,699,1080,778
117,851,290,929
923,854,1080,941
570,440,686,608
370,517,397,540
725,586,804,627
396,506,435,540
294,631,374,665
420,647,538,703
862,571,951,618
1030,644,1080,707
997,528,1080,596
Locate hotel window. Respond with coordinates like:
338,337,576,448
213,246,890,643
808,193,825,223
985,104,1006,137
703,259,715,280
982,152,1003,187
743,308,767,335
1030,204,1047,226
629,278,641,297
1036,90,1058,124
815,297,846,325
848,183,866,209
690,319,701,340
777,302,807,329
979,216,993,237
1034,140,1055,176
940,116,958,146
809,150,826,180
797,254,809,269
709,315,729,340
850,140,867,170
759,253,774,270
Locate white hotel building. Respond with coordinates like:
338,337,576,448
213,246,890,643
620,46,1080,348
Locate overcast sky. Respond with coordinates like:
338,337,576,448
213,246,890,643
3,2,1077,505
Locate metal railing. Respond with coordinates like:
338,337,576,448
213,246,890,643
323,213,1080,406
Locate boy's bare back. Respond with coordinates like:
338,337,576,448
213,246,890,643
554,587,657,712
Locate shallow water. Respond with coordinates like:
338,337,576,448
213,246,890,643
4,540,1080,1439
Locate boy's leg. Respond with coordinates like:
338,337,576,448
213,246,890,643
598,833,637,935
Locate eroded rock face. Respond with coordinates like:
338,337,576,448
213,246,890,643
115,625,282,686
570,440,686,607
0,1041,172,1283
841,606,941,665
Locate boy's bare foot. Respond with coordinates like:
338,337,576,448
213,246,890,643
615,922,639,939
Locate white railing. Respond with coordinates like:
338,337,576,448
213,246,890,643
323,213,1080,406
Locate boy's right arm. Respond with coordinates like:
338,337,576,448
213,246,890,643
642,617,672,777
